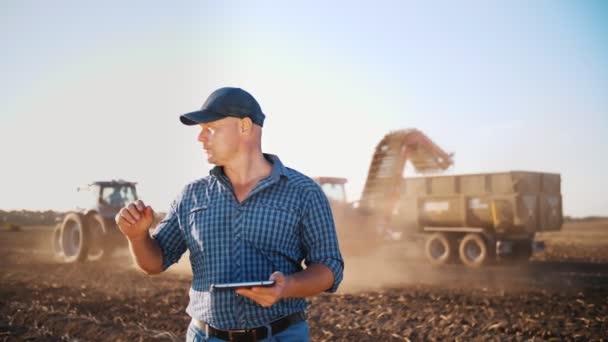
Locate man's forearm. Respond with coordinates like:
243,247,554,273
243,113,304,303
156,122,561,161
283,263,335,298
128,234,164,275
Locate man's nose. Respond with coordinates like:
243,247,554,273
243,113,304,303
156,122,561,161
198,129,208,143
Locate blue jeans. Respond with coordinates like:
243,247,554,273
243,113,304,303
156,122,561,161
186,320,309,342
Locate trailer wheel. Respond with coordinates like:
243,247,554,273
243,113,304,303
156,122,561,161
52,223,63,258
424,233,453,266
60,213,89,263
85,213,107,261
459,233,490,268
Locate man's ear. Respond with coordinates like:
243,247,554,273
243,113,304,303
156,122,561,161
240,117,253,134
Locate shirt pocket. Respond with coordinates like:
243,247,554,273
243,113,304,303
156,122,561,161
245,201,300,254
186,205,208,253
188,203,234,255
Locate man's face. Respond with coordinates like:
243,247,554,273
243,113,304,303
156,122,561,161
197,117,241,165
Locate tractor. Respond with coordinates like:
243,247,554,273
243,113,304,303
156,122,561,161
52,180,137,262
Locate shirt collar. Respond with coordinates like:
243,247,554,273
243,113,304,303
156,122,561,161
209,153,289,181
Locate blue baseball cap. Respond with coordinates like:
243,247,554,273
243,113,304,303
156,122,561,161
180,87,266,127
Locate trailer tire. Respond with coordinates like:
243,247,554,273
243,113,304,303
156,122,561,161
424,233,453,266
60,213,89,263
459,233,490,268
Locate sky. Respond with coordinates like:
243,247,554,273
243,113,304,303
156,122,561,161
0,0,606,216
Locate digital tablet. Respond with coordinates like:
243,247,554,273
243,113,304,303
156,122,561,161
210,280,276,291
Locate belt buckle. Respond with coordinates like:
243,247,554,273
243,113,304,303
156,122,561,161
228,328,256,342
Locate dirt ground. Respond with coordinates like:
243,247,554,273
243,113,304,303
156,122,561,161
1,221,607,341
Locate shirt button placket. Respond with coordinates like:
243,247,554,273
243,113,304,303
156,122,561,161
232,206,243,274
232,205,246,325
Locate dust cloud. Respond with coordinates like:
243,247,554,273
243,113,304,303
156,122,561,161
339,240,430,293
164,240,437,292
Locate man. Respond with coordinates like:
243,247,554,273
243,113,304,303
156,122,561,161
107,187,124,208
115,87,344,341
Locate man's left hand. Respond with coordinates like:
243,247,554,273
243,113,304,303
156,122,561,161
235,272,288,307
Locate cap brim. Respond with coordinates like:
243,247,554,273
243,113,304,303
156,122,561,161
179,109,226,125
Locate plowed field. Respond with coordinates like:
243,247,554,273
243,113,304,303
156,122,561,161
1,220,607,341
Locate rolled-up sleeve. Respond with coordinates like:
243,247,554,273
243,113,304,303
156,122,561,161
301,186,344,293
151,198,187,271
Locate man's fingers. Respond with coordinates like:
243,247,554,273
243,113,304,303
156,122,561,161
145,206,154,218
127,203,141,220
114,201,154,242
115,213,131,227
235,286,279,307
235,289,273,307
120,208,137,225
269,272,284,283
236,287,265,299
135,200,146,211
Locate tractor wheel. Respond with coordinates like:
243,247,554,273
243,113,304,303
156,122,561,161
424,233,454,266
85,213,108,261
52,223,63,259
60,213,89,263
459,233,491,268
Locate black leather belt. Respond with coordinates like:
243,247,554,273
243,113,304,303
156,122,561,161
192,311,306,341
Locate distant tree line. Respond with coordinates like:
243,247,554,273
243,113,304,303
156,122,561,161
0,210,65,227
563,216,608,222
0,209,166,228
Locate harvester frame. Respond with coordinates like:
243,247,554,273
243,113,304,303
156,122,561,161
316,129,562,267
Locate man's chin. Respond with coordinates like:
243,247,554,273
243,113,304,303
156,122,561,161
206,156,220,165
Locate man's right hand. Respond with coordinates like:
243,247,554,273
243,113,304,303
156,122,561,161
115,200,155,241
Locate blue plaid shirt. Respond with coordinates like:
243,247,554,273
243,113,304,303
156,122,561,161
151,154,344,330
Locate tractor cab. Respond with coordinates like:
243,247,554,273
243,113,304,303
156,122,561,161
79,180,138,219
314,177,348,205
313,176,355,219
